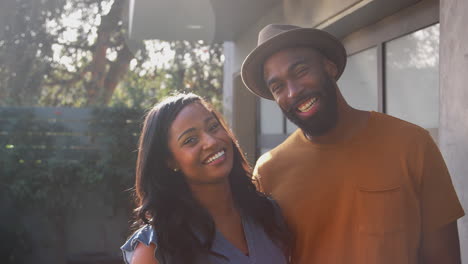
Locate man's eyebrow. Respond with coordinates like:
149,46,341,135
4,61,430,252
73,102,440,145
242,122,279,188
287,58,307,73
266,77,280,89
265,58,308,88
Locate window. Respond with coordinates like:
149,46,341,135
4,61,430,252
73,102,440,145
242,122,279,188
260,98,283,134
338,46,379,111
385,24,439,130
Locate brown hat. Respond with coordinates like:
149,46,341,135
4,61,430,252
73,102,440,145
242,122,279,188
241,24,347,100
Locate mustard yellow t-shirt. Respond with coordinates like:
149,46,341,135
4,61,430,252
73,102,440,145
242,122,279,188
254,111,464,264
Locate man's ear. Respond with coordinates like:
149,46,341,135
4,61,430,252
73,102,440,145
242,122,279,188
323,58,338,80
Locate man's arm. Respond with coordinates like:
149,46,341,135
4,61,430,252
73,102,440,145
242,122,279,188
416,132,464,264
420,221,461,264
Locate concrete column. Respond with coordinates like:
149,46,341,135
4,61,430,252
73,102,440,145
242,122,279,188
223,41,257,165
439,0,468,261
222,41,235,126
232,75,257,165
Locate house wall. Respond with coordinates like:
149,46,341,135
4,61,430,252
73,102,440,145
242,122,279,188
439,0,468,261
282,0,361,27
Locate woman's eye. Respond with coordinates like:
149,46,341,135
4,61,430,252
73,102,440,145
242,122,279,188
209,122,220,131
183,137,197,145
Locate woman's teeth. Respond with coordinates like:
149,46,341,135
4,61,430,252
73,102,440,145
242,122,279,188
205,150,225,164
297,97,318,112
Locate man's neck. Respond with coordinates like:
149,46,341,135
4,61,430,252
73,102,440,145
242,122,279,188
304,99,370,145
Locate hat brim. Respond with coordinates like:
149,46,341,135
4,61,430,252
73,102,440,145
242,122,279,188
241,28,347,100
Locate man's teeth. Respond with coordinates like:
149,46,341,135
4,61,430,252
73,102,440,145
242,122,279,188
206,150,225,164
297,97,318,112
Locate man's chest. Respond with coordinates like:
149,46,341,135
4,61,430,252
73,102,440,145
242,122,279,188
266,151,421,264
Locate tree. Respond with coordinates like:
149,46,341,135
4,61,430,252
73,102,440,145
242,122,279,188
0,0,61,105
111,40,224,110
0,0,224,108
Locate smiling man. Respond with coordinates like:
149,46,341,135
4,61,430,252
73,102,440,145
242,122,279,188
241,24,464,264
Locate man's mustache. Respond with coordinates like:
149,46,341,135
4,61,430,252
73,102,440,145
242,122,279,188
285,91,324,113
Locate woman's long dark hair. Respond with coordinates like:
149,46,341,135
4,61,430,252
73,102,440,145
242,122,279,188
133,93,290,263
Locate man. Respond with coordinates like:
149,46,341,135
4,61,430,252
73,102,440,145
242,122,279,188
241,24,464,264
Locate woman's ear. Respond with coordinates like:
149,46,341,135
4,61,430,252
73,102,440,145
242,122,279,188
166,158,180,172
323,58,338,80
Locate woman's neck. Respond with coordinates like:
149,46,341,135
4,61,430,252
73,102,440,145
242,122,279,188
189,180,237,218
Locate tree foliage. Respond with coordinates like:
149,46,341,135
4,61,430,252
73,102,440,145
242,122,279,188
0,0,224,108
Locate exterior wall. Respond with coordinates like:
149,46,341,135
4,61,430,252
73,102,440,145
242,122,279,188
231,4,285,72
439,0,468,261
341,0,439,55
283,0,361,27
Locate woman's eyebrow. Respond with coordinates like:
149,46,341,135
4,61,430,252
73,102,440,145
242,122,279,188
177,127,196,141
177,115,216,141
204,116,215,124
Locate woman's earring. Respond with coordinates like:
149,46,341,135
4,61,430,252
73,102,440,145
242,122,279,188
173,168,179,172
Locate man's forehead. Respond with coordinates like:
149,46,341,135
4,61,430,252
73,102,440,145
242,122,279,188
263,47,323,74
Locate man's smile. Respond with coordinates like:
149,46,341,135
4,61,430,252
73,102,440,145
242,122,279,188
297,97,318,112
290,95,322,119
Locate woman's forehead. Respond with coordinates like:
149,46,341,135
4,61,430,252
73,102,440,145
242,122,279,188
171,103,213,130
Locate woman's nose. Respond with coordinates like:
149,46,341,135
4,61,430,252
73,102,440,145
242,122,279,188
201,133,217,150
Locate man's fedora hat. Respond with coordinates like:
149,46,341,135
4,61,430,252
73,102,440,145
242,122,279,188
241,24,347,100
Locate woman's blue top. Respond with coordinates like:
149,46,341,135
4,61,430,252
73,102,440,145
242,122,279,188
121,209,288,264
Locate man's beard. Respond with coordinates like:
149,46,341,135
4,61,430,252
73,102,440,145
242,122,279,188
282,75,338,137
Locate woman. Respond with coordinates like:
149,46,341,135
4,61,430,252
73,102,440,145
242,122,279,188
121,93,290,264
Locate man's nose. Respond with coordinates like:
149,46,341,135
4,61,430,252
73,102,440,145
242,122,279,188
287,80,302,99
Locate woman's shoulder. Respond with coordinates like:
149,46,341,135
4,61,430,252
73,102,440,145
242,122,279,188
121,225,158,264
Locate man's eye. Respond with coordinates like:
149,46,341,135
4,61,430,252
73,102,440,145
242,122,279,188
270,83,282,93
296,66,308,76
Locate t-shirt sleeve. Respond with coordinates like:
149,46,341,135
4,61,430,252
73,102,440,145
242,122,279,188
252,152,272,195
120,225,159,264
253,162,265,193
419,132,465,234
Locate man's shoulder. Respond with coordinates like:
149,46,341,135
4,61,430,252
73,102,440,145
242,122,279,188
255,130,302,172
370,112,430,140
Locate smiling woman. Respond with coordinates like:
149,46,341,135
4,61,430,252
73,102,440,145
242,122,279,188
167,102,234,185
121,93,291,264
